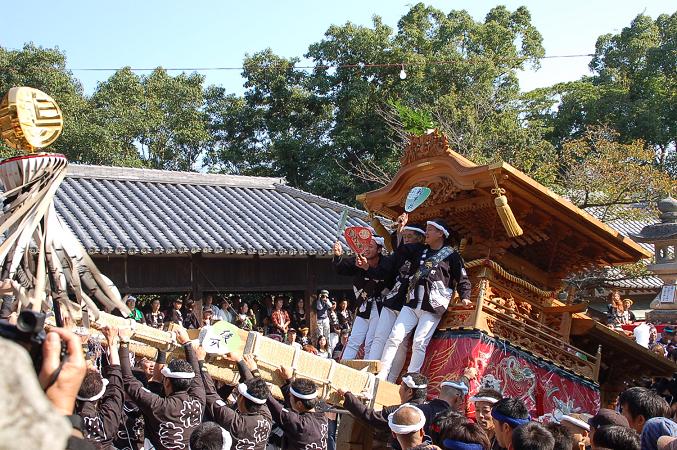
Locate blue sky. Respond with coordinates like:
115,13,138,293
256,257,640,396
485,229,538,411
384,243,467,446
1,1,672,95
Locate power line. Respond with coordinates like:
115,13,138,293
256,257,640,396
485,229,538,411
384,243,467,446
66,53,595,72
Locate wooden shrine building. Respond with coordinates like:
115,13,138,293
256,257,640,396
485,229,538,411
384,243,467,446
53,165,368,300
358,131,675,409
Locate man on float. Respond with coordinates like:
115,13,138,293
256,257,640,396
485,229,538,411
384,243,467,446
332,231,388,360
359,219,471,380
367,218,427,381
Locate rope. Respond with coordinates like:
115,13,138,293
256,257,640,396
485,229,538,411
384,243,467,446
465,259,555,298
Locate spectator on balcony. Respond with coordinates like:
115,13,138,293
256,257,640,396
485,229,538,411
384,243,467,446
316,290,333,339
607,290,621,316
271,296,291,336
182,299,200,329
126,296,145,324
607,296,628,328
623,299,636,323
144,298,165,328
217,297,235,324
290,297,307,331
337,298,354,331
316,335,331,359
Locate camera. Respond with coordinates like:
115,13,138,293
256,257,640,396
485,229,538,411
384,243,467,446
0,310,48,373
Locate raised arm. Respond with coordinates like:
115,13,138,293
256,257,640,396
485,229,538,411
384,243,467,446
176,328,206,406
118,327,165,411
451,253,472,304
266,366,303,435
340,390,390,430
97,326,125,439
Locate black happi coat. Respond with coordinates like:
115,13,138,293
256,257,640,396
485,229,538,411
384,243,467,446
332,254,391,319
113,400,145,450
266,383,328,450
202,360,272,450
120,344,206,450
144,311,165,329
368,243,471,314
344,393,449,450
76,364,125,449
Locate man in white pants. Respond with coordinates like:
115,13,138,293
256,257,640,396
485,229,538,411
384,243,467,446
360,219,472,380
315,289,332,339
366,218,427,381
332,235,387,360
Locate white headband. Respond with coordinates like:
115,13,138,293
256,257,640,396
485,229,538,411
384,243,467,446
403,226,425,235
440,381,468,395
290,385,318,400
373,236,385,246
220,427,233,450
560,415,590,431
161,366,195,379
388,404,426,434
402,375,427,389
237,383,267,405
77,378,109,402
426,221,449,237
470,396,499,405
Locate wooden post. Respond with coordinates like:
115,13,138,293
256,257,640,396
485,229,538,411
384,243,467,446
191,253,203,302
560,312,573,342
305,256,318,339
473,279,487,329
473,267,490,329
593,344,602,381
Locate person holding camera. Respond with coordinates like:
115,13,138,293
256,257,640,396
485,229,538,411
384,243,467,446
0,312,91,450
75,326,125,449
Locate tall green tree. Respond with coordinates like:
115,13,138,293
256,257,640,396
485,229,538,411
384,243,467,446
205,50,333,192
206,3,553,202
529,12,677,176
91,68,211,170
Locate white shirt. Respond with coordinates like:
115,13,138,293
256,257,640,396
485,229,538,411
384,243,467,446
634,322,651,348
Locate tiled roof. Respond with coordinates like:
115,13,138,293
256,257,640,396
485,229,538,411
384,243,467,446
54,165,371,256
603,217,662,290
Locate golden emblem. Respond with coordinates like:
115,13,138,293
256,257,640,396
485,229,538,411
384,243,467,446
0,87,63,151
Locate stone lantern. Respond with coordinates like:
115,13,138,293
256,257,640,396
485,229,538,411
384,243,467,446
634,196,677,321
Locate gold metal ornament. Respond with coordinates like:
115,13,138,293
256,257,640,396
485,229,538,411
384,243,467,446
0,87,63,151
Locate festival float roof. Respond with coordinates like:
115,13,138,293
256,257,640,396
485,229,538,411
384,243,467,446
358,131,674,387
358,131,651,288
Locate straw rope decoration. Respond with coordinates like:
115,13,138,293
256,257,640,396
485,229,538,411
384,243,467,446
490,172,523,238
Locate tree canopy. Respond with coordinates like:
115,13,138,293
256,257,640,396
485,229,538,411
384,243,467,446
1,5,674,208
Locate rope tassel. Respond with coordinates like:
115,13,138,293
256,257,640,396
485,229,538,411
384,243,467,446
491,173,523,238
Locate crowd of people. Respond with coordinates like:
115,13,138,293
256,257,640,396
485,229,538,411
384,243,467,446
6,212,677,450
5,315,677,450
122,291,356,361
121,213,471,381
605,291,677,361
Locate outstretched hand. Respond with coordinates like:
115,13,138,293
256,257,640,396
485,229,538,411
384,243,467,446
396,212,409,233
224,351,242,364
243,354,258,371
333,241,343,257
355,255,368,270
175,328,191,345
277,365,293,382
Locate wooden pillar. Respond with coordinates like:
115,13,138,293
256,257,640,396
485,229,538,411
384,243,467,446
593,345,602,381
473,278,488,329
473,267,490,329
305,256,318,338
191,253,203,302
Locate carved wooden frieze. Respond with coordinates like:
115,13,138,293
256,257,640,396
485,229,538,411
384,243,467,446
400,131,453,166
